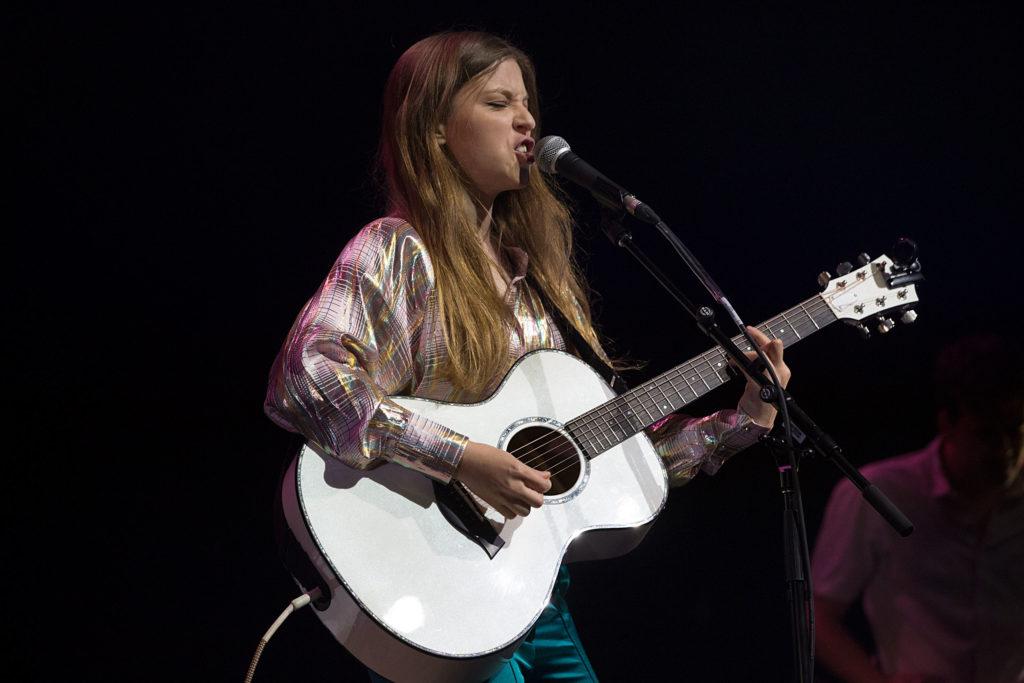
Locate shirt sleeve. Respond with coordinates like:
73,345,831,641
646,408,768,487
264,218,468,483
811,478,882,605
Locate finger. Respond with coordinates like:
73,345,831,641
512,502,531,517
746,325,771,346
749,330,781,360
763,338,784,363
520,466,553,493
762,340,790,383
520,486,545,508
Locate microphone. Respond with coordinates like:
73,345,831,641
535,135,661,224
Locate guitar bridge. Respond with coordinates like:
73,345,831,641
433,480,506,559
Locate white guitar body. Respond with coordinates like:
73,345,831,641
281,350,669,683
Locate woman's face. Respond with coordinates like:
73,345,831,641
441,59,537,207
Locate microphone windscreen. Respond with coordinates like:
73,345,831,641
535,136,571,174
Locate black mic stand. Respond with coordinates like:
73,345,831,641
597,207,914,683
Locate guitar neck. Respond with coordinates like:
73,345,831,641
566,294,838,457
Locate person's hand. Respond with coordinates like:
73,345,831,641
737,326,791,428
455,441,551,519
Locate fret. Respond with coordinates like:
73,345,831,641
796,300,821,335
683,365,702,391
604,406,628,440
638,384,659,422
636,383,654,418
565,424,592,459
579,435,600,460
807,302,824,328
568,422,599,457
613,411,632,438
589,405,614,439
670,372,698,406
671,374,689,405
618,415,633,441
618,395,643,428
580,409,612,447
779,308,800,341
653,380,674,417
676,367,700,401
805,302,821,330
701,356,723,386
704,355,727,384
706,351,727,375
620,400,642,432
602,423,617,449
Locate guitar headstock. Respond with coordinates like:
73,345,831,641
818,241,923,338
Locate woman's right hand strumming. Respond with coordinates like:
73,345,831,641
455,441,552,519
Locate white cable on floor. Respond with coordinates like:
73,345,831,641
244,587,322,683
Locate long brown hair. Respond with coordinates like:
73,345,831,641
377,32,609,392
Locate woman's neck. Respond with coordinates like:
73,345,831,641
458,190,513,294
457,187,497,246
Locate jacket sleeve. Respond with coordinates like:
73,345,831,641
646,408,767,487
264,219,467,483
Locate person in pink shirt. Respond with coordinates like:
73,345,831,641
812,334,1024,683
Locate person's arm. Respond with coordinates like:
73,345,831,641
265,219,549,515
265,219,467,481
646,407,767,484
811,477,928,683
815,596,889,683
816,596,931,683
649,326,790,485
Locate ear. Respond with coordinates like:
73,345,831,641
435,123,447,146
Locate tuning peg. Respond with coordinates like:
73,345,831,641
877,316,896,334
817,271,832,289
856,253,872,266
900,309,918,324
844,320,871,339
892,238,918,267
836,261,854,275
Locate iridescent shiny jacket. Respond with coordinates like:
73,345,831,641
265,217,765,485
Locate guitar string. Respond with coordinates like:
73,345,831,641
525,298,833,460
508,299,835,473
509,299,834,471
507,313,827,491
528,301,839,475
513,353,820,479
512,310,831,475
512,275,879,473
561,297,833,442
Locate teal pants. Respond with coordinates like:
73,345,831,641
368,566,598,682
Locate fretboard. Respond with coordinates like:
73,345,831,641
566,294,838,457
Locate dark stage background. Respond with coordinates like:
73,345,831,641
11,3,1021,681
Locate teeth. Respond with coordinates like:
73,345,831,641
515,144,527,153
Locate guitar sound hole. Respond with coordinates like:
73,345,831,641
506,426,581,496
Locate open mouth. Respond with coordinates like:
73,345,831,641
514,139,535,165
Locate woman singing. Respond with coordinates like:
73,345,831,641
266,30,789,682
